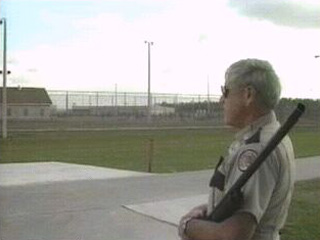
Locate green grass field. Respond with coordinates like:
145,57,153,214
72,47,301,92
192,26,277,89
0,126,319,173
282,178,320,240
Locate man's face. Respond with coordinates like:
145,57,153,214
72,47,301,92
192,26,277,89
220,84,247,128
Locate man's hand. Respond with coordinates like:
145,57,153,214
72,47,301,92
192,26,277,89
181,204,208,220
178,204,208,239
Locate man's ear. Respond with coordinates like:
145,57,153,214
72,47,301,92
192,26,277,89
244,86,256,106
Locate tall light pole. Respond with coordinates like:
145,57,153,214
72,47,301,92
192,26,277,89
144,41,153,123
0,18,9,139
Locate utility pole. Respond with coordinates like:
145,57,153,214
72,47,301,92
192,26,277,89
144,41,153,123
207,75,210,116
115,83,118,116
0,18,10,139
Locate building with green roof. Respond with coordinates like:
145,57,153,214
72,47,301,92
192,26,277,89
0,87,53,120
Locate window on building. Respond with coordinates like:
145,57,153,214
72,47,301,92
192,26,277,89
24,109,29,116
40,109,45,116
7,108,11,116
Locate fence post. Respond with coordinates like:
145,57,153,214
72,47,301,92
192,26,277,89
66,91,69,115
96,92,99,116
192,98,195,121
147,138,154,173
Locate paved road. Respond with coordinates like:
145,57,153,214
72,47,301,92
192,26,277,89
0,156,319,240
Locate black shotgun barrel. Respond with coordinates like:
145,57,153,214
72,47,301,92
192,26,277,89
207,103,305,222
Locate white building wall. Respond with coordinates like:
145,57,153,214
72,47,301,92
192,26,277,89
0,105,52,120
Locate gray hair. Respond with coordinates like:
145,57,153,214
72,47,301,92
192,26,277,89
225,59,281,110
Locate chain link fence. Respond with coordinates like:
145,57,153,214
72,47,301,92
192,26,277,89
49,90,220,114
1,90,319,131
3,90,222,130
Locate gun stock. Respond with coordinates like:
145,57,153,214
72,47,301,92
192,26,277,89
207,103,305,222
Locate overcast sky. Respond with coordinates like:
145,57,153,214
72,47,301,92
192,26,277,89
1,0,320,99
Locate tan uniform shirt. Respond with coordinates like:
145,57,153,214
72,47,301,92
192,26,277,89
208,111,295,240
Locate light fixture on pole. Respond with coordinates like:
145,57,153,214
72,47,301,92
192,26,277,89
144,41,153,123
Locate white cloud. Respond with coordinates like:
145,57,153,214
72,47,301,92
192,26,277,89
228,0,320,29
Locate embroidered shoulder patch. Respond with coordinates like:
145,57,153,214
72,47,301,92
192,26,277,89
237,149,258,172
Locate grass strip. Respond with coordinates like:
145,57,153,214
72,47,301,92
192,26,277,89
282,178,320,240
0,127,319,173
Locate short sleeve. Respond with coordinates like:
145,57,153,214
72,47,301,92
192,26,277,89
238,152,279,223
226,144,280,223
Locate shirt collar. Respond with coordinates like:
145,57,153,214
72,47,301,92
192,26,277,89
235,110,277,142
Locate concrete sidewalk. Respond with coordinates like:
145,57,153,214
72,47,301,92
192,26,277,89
124,156,320,227
0,162,152,187
0,156,319,240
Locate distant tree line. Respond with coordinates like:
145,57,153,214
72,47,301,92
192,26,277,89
160,98,319,124
276,98,320,124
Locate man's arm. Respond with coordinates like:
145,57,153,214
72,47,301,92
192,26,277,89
182,212,257,240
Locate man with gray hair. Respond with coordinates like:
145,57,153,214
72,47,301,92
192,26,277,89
178,59,295,240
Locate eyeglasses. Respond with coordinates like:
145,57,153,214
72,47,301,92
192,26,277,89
221,84,254,99
221,85,229,98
